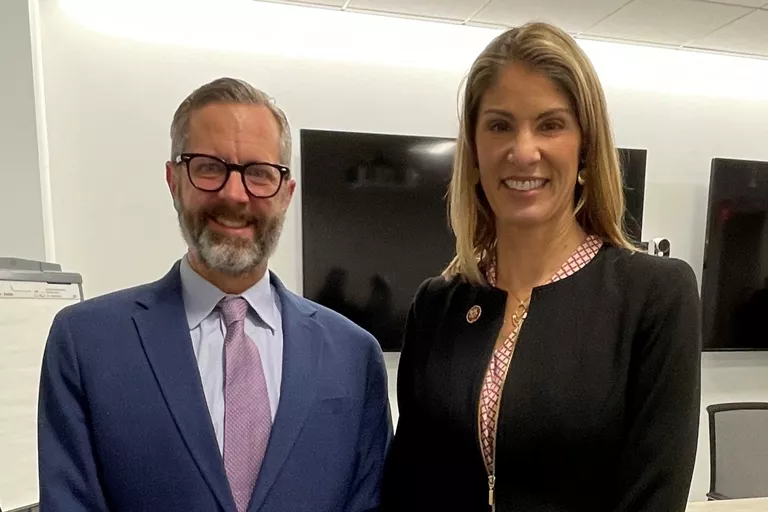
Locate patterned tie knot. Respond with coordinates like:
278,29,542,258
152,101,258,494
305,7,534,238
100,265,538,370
218,296,249,327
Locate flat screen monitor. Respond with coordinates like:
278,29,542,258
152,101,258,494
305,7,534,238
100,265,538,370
301,129,647,351
702,157,768,351
619,148,647,243
301,129,455,351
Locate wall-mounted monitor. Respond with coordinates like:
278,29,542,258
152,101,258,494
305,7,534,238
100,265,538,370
619,148,647,243
702,157,768,351
301,129,648,351
300,129,455,351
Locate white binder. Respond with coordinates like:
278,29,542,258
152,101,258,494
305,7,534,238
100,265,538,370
0,259,83,512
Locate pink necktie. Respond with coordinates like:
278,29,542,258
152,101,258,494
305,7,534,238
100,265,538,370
219,296,272,512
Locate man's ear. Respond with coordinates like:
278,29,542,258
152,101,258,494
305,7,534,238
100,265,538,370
166,161,177,198
282,178,296,208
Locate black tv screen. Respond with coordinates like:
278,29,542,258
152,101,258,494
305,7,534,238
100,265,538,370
702,157,768,351
301,129,647,351
300,130,455,351
619,148,647,243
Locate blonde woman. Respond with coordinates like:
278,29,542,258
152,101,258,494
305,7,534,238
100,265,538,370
381,23,701,512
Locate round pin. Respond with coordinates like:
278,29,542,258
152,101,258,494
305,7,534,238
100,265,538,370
466,305,482,323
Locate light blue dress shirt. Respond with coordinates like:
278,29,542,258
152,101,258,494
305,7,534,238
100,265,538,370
179,256,283,453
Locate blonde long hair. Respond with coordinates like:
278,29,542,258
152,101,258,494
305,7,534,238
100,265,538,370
443,22,635,284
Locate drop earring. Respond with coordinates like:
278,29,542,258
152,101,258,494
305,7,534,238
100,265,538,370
577,169,587,186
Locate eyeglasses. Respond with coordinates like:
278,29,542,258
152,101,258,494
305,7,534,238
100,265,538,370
177,153,290,199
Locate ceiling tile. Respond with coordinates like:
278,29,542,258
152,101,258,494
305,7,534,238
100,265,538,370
472,0,632,33
347,0,489,21
693,0,766,6
585,0,752,46
266,0,346,7
687,9,768,54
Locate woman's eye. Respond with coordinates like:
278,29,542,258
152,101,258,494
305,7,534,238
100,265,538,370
488,120,510,132
540,120,565,132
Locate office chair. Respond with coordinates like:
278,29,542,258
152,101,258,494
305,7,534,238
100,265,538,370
707,402,768,500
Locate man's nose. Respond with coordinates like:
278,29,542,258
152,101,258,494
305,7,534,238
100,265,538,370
218,170,251,204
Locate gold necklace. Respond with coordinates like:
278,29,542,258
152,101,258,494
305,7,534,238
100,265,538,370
504,292,530,329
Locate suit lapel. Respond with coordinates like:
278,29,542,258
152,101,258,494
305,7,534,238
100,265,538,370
133,263,236,512
248,273,319,511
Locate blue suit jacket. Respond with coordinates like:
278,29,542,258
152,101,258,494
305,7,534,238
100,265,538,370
38,263,392,511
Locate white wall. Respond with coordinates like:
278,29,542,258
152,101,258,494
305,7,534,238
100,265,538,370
40,0,768,501
0,0,47,261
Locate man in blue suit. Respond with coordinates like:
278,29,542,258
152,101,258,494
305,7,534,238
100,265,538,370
38,77,392,512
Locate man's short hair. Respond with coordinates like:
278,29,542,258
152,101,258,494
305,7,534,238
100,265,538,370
170,77,292,166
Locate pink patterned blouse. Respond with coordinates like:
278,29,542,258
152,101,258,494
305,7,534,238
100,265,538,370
480,235,604,474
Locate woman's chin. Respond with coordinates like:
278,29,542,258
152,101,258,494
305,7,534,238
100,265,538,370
496,209,549,229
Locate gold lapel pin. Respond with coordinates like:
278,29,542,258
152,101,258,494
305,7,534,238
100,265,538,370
466,305,482,324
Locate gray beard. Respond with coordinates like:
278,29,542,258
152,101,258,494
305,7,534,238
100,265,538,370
174,196,284,276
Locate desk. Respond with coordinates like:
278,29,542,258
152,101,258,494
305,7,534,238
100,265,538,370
687,498,768,511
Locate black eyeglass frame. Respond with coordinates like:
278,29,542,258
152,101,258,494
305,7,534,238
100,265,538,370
176,152,290,199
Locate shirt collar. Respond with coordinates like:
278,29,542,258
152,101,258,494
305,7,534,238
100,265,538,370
179,255,278,332
486,234,603,287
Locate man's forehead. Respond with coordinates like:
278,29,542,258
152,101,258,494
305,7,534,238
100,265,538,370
188,103,278,131
186,103,281,157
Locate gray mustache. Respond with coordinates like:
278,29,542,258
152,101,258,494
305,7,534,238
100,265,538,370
201,204,259,225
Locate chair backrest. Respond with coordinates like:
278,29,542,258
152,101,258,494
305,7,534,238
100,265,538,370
708,402,768,499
